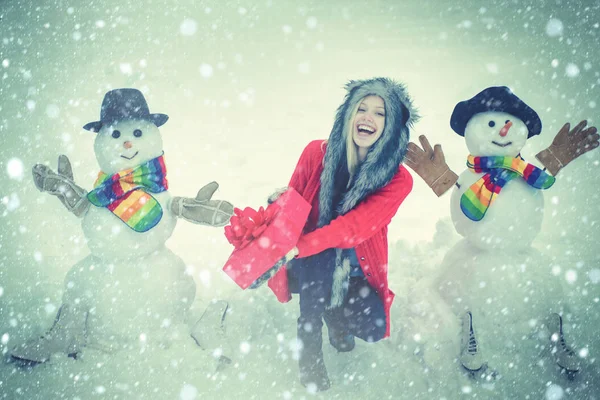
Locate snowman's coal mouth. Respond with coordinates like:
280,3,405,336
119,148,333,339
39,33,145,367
121,151,139,160
492,141,512,148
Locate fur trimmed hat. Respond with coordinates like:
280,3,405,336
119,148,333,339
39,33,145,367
319,77,419,228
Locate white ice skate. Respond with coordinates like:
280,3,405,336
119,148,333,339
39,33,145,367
10,304,88,363
191,300,231,368
460,311,484,372
544,313,581,373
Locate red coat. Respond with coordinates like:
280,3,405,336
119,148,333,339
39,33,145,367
268,140,413,338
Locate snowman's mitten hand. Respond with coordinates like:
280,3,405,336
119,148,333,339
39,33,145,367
267,187,288,204
171,181,234,227
405,135,458,197
535,120,599,176
32,155,90,217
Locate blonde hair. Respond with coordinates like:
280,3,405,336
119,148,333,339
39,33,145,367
345,102,362,181
321,99,370,182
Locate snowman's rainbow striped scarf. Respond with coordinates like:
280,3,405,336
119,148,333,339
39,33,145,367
87,155,168,232
460,155,555,221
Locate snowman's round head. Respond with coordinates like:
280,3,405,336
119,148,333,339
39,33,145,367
94,119,164,174
464,111,529,157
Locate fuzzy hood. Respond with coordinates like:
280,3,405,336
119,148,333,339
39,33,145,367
318,77,419,227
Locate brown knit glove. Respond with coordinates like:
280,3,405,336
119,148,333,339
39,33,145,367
535,120,599,176
405,135,458,197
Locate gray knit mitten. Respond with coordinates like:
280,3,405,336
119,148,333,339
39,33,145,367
171,181,234,227
32,155,90,217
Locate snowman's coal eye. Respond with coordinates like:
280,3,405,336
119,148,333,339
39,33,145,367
133,129,143,138
488,121,496,127
112,130,121,138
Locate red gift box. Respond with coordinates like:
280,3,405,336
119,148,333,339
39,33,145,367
222,188,311,289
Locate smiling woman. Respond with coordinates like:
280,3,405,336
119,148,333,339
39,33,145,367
264,77,419,391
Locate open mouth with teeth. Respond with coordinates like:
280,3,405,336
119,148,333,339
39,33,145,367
492,141,512,148
120,151,139,160
357,124,376,135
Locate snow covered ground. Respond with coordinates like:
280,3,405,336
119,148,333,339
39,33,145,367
1,215,598,399
1,1,599,399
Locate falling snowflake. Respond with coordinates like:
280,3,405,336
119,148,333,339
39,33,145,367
565,269,577,284
180,19,198,36
486,63,499,74
120,63,133,75
6,158,24,181
588,269,600,284
546,19,564,37
44,303,57,314
565,63,580,78
298,62,310,74
239,341,251,354
46,104,60,118
199,63,213,78
545,384,564,400
180,384,198,400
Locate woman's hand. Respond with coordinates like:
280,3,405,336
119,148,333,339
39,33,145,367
267,187,289,204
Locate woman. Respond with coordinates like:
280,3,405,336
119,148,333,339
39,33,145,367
266,78,419,391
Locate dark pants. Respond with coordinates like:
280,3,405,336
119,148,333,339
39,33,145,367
299,277,386,343
294,249,386,346
292,250,386,389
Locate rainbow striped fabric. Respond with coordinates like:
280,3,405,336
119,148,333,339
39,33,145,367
87,155,168,232
460,155,555,221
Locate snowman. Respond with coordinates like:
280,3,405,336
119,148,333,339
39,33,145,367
11,88,234,363
405,86,599,376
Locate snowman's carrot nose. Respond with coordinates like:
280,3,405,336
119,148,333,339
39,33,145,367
499,121,512,137
123,141,133,149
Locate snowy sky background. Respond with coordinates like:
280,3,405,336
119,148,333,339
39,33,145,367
1,0,599,399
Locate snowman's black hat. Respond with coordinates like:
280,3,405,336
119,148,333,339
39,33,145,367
450,86,542,138
83,88,168,132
